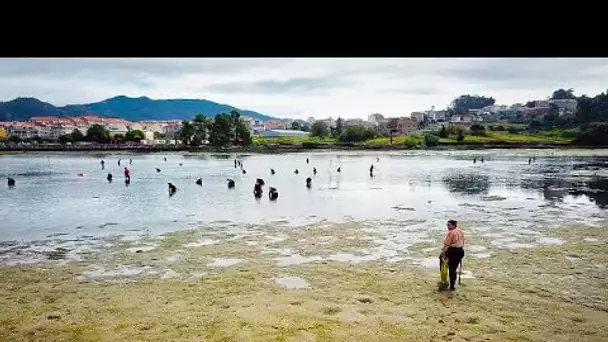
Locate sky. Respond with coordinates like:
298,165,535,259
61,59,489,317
0,58,607,120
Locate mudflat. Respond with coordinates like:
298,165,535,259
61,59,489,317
1,221,606,342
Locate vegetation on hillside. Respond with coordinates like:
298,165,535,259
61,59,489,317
0,96,274,122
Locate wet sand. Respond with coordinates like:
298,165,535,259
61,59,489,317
1,221,607,341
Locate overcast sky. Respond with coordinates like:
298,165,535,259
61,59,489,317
1,58,607,119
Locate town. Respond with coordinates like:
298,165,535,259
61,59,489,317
0,97,578,145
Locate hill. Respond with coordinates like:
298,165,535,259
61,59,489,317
0,96,277,122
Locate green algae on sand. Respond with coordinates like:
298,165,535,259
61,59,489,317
1,222,607,342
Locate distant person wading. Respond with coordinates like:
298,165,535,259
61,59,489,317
440,220,465,291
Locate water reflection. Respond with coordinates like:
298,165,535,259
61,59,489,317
570,178,608,209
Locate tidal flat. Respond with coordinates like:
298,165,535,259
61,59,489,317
1,220,607,342
1,150,607,341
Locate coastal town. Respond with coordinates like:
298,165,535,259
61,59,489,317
0,97,578,144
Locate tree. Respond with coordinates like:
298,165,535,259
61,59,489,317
456,131,465,142
334,117,344,137
192,114,209,146
469,123,486,136
574,122,608,146
8,135,22,143
300,123,310,132
125,129,145,142
525,101,536,108
450,94,496,114
551,88,576,100
58,134,73,144
387,118,399,144
86,124,110,143
310,121,329,137
424,134,440,147
235,120,253,146
337,126,375,143
439,124,448,138
153,131,166,140
178,121,195,145
230,110,241,145
71,129,84,142
446,124,467,136
208,113,233,147
291,121,301,131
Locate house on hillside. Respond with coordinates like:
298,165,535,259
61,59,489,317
549,99,577,114
392,117,417,136
410,112,426,122
106,123,129,137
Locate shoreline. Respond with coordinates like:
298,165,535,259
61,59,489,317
0,142,606,154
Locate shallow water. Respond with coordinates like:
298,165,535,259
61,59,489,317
0,149,607,246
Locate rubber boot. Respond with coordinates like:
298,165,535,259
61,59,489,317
449,272,457,290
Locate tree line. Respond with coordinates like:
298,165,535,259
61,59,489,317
308,117,377,143
177,111,252,147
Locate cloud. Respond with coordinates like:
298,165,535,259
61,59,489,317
0,58,607,119
205,75,349,95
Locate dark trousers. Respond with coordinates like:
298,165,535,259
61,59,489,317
440,247,465,289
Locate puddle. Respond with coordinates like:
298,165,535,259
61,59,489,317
119,235,142,242
583,237,599,242
166,253,182,262
275,254,323,267
184,239,220,248
460,270,475,279
276,276,311,290
503,242,535,249
207,258,244,268
471,253,492,259
468,245,487,253
160,269,179,279
490,237,536,249
537,237,565,245
265,235,287,244
81,264,153,279
408,257,439,269
327,250,398,263
245,241,259,246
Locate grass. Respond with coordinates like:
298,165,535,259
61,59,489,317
1,222,607,341
251,131,573,149
440,132,573,145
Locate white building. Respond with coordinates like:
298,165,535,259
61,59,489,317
260,129,309,138
106,123,129,137
6,123,43,139
344,118,376,128
426,109,447,122
549,99,577,113
410,112,427,122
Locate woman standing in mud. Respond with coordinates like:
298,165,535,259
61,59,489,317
440,220,465,291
